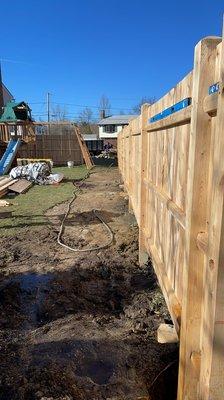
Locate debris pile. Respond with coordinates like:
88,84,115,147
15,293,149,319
0,162,64,199
10,162,63,185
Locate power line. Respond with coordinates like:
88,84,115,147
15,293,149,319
51,101,133,111
29,101,133,112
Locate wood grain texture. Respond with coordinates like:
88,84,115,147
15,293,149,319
117,32,224,400
8,179,33,194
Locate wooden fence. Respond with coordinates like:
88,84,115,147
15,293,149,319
19,132,83,166
118,35,224,400
0,123,84,166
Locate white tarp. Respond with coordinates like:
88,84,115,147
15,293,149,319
10,163,64,185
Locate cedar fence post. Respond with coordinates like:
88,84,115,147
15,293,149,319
139,103,150,265
199,31,224,400
177,36,221,400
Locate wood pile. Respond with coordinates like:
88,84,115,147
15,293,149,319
0,177,33,198
8,179,33,194
0,177,18,198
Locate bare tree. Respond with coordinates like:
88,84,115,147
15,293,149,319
99,95,111,117
51,105,68,122
78,107,94,124
132,96,156,114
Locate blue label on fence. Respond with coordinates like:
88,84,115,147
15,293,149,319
149,98,192,124
209,82,219,95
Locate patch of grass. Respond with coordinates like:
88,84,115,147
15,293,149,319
0,165,88,236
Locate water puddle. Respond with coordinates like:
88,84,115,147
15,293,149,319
76,358,114,384
18,273,52,328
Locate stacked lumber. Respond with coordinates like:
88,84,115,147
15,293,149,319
0,177,17,198
8,179,33,194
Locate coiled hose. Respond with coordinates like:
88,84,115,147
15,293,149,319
57,177,114,253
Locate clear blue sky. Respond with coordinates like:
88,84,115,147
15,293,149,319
1,0,223,121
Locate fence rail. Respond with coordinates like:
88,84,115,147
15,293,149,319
118,34,224,400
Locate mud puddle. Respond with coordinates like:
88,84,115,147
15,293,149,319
0,273,52,329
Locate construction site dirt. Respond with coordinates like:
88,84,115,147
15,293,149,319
0,167,178,400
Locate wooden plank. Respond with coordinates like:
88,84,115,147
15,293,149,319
143,178,186,229
146,105,192,132
0,189,8,198
74,127,94,169
139,104,149,265
177,36,221,400
196,231,208,254
0,177,14,187
8,179,33,194
157,323,179,343
0,179,17,192
144,233,182,332
203,92,218,116
199,32,224,400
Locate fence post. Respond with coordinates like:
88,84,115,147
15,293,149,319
139,103,150,265
128,121,134,213
177,37,221,400
199,32,224,400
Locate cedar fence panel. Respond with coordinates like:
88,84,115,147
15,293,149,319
118,35,224,400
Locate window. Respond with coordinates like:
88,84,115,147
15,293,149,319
103,125,117,133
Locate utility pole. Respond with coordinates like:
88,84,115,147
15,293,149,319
47,92,50,122
47,92,50,134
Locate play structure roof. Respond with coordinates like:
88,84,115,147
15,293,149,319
0,100,32,123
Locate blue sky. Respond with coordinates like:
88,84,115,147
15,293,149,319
1,0,223,121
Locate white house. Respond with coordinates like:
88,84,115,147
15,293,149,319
98,114,137,147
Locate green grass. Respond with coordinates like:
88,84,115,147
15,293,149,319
0,165,88,236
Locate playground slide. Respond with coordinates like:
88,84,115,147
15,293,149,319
0,139,22,175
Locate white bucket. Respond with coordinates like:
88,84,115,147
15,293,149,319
67,161,74,168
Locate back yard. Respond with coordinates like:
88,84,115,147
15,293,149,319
0,166,178,400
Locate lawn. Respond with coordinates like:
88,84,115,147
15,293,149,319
0,165,88,236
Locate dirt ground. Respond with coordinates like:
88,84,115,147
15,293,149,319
0,167,178,400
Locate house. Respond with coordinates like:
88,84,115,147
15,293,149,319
98,113,137,147
0,63,14,114
2,83,13,106
0,82,14,114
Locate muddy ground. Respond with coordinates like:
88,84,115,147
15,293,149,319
0,167,178,400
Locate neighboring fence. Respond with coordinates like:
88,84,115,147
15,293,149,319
118,35,224,400
0,123,84,166
19,125,83,165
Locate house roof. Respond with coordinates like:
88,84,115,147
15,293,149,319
2,83,13,103
82,133,99,141
98,115,137,125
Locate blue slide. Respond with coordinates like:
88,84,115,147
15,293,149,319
0,139,22,175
